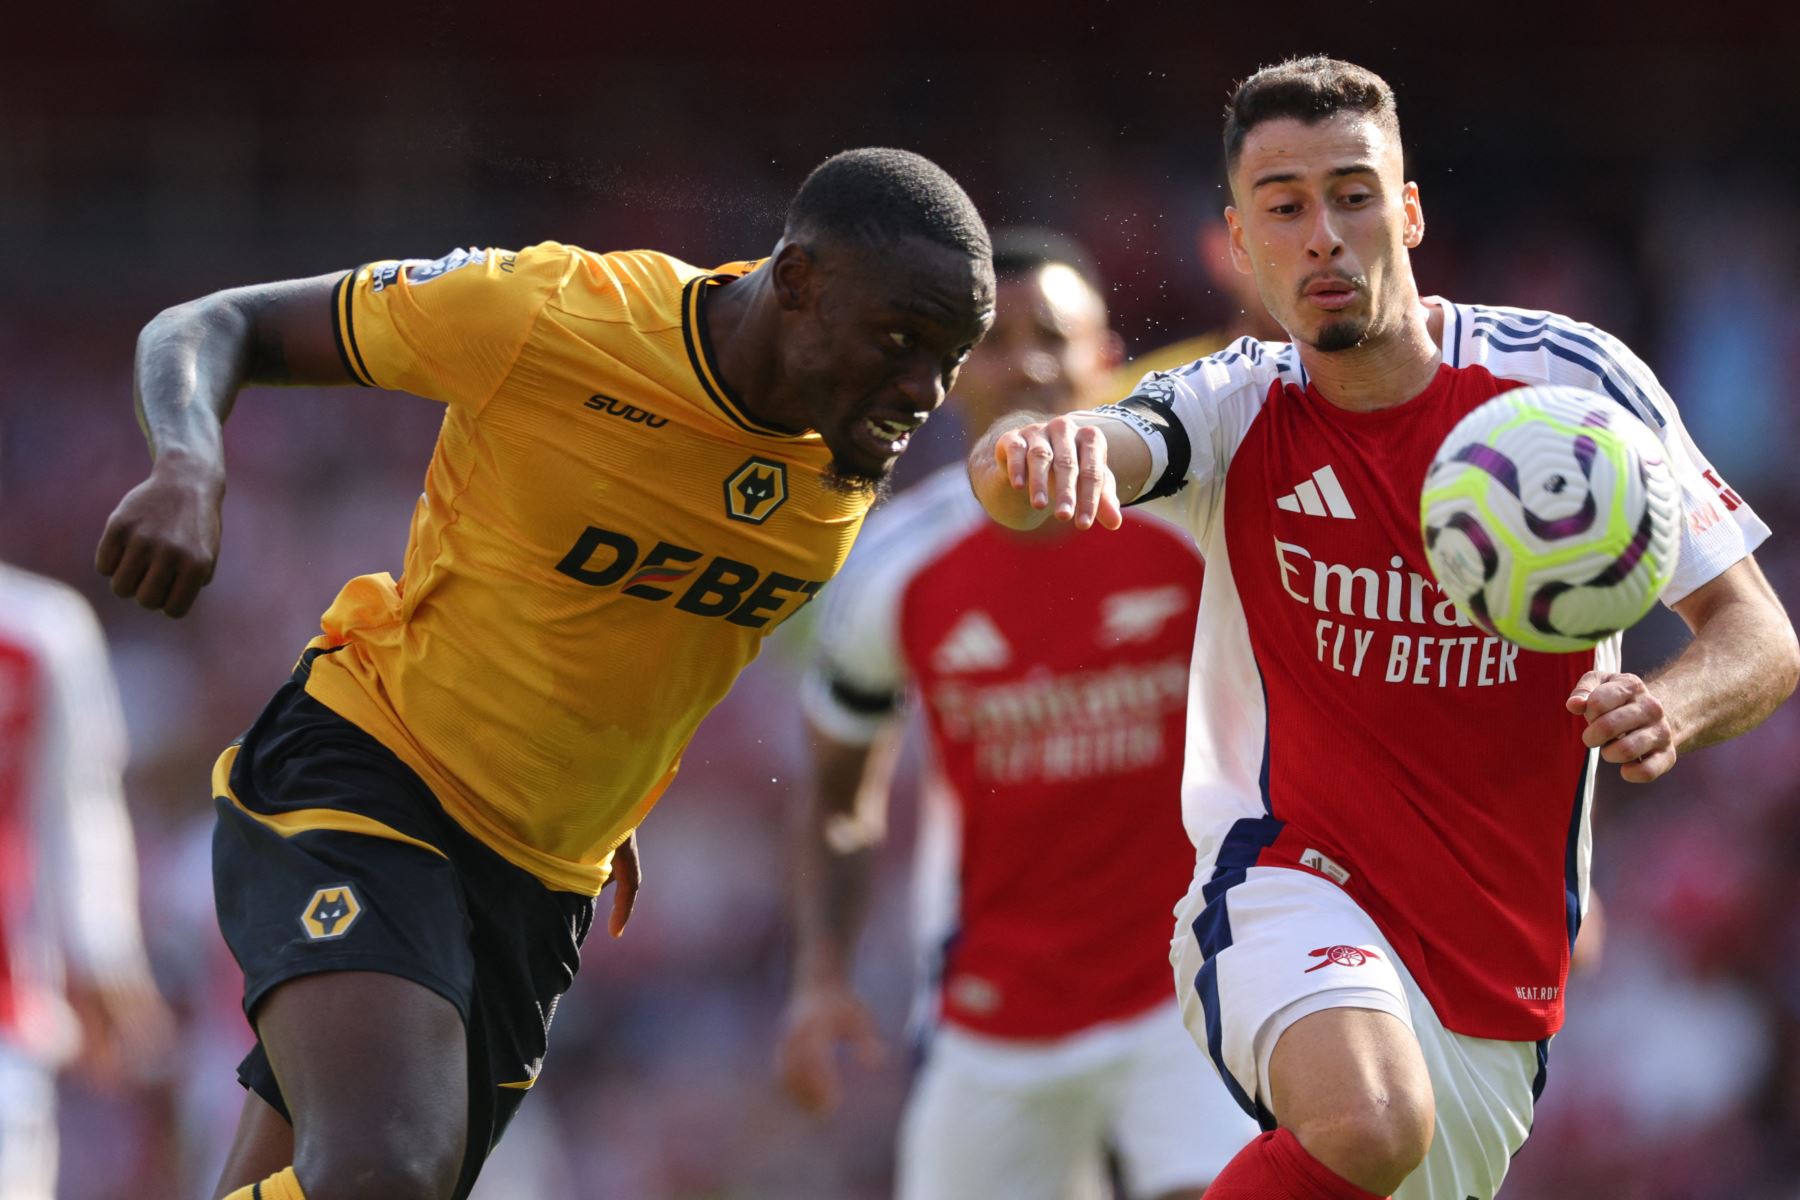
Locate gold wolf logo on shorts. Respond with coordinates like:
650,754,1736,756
300,884,364,941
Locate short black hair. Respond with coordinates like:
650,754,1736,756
785,148,992,263
1223,56,1400,172
989,226,1103,295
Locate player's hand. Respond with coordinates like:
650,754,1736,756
65,972,176,1090
95,459,223,618
774,978,887,1116
1566,671,1676,783
603,830,640,938
993,414,1123,531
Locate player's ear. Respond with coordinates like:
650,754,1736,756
1224,208,1255,275
770,240,817,313
1402,182,1425,249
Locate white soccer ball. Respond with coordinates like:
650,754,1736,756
1420,386,1682,653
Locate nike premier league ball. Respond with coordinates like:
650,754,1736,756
1420,386,1682,654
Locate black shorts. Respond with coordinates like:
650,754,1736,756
212,649,594,1199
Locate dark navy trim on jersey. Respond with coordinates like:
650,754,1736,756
826,674,901,717
1256,674,1274,815
1103,393,1191,506
1444,301,1463,368
1563,750,1596,951
1191,816,1286,1130
1469,310,1667,427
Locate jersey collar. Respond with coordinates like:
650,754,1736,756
680,266,801,438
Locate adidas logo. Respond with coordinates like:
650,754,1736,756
932,610,1011,674
1275,465,1356,519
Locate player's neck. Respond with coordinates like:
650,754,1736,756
1297,298,1445,413
701,270,801,432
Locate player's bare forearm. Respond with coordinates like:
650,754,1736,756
1652,557,1798,751
789,724,901,984
100,272,353,615
967,411,1149,532
1570,556,1798,782
132,272,352,466
778,724,899,1113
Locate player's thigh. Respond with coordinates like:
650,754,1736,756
1265,1004,1432,1137
1389,1009,1537,1200
0,1047,57,1200
897,1029,1108,1200
212,1090,295,1200
1107,1003,1260,1197
1172,864,1418,1125
258,970,468,1164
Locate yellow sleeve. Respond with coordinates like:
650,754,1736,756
331,243,572,407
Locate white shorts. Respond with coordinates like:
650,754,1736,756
1170,864,1541,1200
0,1044,57,1200
898,1001,1259,1200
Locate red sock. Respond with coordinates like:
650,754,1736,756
1205,1128,1388,1199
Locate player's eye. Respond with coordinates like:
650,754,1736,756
888,330,917,351
1269,203,1301,216
1342,191,1373,206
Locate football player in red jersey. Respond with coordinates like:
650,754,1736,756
970,59,1796,1200
778,229,1256,1199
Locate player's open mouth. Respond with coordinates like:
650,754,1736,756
854,413,924,458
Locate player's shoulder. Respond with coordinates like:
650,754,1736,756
1123,334,1297,410
0,563,103,648
1445,297,1670,427
541,246,764,331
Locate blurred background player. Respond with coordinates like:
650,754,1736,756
0,555,173,1200
776,229,1257,1200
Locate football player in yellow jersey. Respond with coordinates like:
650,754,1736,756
94,148,994,1200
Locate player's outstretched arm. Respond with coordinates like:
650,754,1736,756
774,722,900,1116
1567,556,1799,782
96,273,353,617
967,411,1152,532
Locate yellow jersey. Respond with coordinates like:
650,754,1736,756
293,243,870,894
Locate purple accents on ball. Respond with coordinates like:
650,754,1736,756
1585,509,1654,587
1445,512,1500,581
1528,582,1571,635
1454,444,1521,495
1453,439,1598,540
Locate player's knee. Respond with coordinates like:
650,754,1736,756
1292,1089,1435,1195
295,1139,462,1200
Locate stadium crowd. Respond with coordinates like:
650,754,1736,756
2,14,1796,1198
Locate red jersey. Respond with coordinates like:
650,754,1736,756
804,467,1203,1039
1100,300,1770,1041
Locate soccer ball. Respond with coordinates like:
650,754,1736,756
1420,386,1682,653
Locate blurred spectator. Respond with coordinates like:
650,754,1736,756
0,558,173,1200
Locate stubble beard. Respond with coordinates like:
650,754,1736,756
821,457,893,504
1312,316,1372,353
